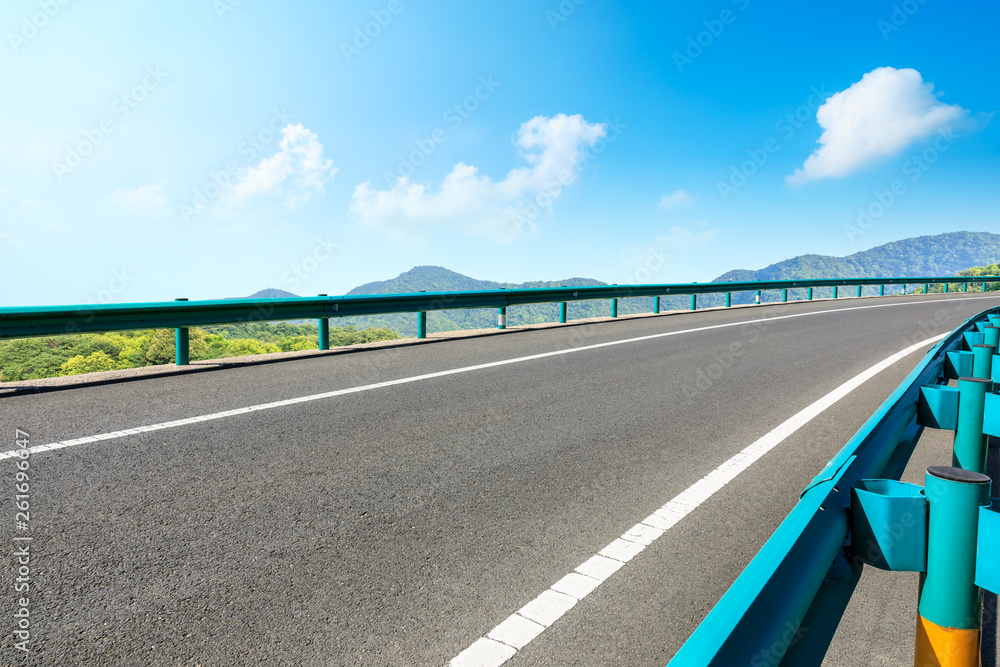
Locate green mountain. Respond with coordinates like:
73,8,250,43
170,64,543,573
245,231,1000,335
339,266,613,335
711,231,1000,305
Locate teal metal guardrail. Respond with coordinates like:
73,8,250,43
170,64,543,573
0,276,997,365
668,305,1000,666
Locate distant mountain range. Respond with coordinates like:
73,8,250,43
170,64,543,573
241,231,1000,335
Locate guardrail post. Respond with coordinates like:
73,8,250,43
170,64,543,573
725,292,731,308
417,311,427,339
984,326,1000,350
963,282,968,293
833,285,839,299
653,296,660,314
755,290,761,305
915,466,991,667
944,282,950,294
808,287,813,301
559,302,567,323
498,306,507,330
953,377,990,474
782,288,788,302
174,298,189,366
611,299,618,318
925,282,930,295
856,285,862,298
690,294,697,311
972,344,995,380
880,284,885,297
317,294,330,350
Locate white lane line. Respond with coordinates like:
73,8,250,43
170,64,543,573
1,295,992,462
446,333,947,666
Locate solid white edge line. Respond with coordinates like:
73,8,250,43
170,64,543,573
445,333,947,666
2,295,992,462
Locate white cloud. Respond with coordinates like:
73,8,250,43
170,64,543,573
107,181,167,213
787,67,969,185
223,124,338,208
658,189,692,210
351,113,607,243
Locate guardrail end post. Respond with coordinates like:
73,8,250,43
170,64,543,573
953,377,991,474
915,466,991,667
498,306,507,330
317,294,330,350
417,311,427,339
612,298,618,318
725,291,731,308
559,301,568,323
174,298,189,366
690,294,697,311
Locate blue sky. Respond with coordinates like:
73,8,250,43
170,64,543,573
1,0,997,306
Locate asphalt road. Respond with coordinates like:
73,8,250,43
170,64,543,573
1,293,998,666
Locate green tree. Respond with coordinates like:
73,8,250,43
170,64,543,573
60,351,119,376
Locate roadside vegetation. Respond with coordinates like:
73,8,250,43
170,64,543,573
0,322,399,382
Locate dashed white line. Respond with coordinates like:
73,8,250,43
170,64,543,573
447,333,947,666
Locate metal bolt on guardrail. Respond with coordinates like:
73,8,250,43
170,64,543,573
174,298,189,366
